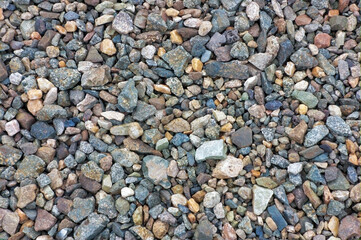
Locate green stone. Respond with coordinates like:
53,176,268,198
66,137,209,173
291,90,319,108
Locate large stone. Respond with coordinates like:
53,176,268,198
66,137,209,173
0,145,22,166
112,11,133,34
205,61,249,79
203,191,221,208
142,155,169,186
68,197,95,223
74,213,109,240
36,105,67,121
34,209,57,231
14,155,45,182
14,184,38,208
304,125,329,147
164,118,191,132
2,211,19,235
49,68,81,90
288,120,308,144
195,140,227,162
195,219,213,240
231,126,253,148
81,65,111,88
248,53,273,70
253,185,273,215
212,155,243,179
338,215,361,240
110,122,143,139
326,116,352,137
30,121,56,140
118,79,138,113
290,48,318,70
161,46,192,77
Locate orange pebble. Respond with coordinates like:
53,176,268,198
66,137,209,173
30,31,41,40
59,61,66,67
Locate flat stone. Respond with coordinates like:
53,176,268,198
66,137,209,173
253,185,273,215
81,65,111,88
248,53,273,70
34,209,57,231
49,68,81,90
31,121,56,140
14,155,45,182
205,61,249,79
164,118,191,132
291,90,319,108
267,205,287,231
36,105,67,121
0,145,23,166
142,155,169,186
304,125,329,147
212,155,243,179
195,140,227,162
2,211,19,235
290,48,318,70
231,126,253,148
326,116,352,137
110,122,143,139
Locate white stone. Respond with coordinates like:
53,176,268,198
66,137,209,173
253,185,273,215
141,45,156,60
198,21,212,36
121,187,134,198
288,162,303,175
214,202,225,219
101,111,125,122
9,72,23,85
246,2,260,21
328,105,342,117
203,191,221,208
212,155,243,179
244,76,258,90
294,80,309,91
5,120,20,136
171,194,187,207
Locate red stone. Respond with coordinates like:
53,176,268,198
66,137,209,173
295,14,312,26
314,33,332,48
34,209,57,231
338,0,350,13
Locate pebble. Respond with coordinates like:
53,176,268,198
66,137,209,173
0,0,358,239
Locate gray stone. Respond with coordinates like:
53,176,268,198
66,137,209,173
118,79,138,113
142,155,170,187
49,68,81,90
112,11,134,34
326,116,352,137
68,197,95,223
195,140,227,162
291,90,319,108
253,185,273,215
304,125,329,147
161,46,192,77
290,48,318,70
74,213,109,240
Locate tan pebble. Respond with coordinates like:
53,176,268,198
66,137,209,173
154,84,171,94
298,104,308,115
247,40,258,48
170,30,183,44
198,21,212,36
191,58,203,72
46,46,60,58
27,89,43,100
284,62,296,76
266,217,277,231
328,216,339,237
220,123,232,132
55,25,67,35
275,78,283,86
157,47,166,57
58,61,66,68
100,39,116,56
0,8,4,21
312,66,326,78
64,21,77,32
27,99,43,116
31,32,41,40
187,198,200,213
165,8,179,17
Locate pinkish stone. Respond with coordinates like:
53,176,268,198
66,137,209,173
5,119,20,136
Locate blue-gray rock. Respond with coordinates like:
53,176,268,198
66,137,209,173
304,125,329,147
211,9,230,33
74,213,109,240
161,46,192,77
118,78,138,113
195,140,227,162
290,48,318,70
205,60,249,79
68,197,95,223
278,39,294,66
36,105,67,121
267,205,287,231
306,165,326,184
133,101,156,122
30,121,56,140
270,155,289,168
14,155,45,182
49,68,81,90
0,145,23,166
326,116,352,137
